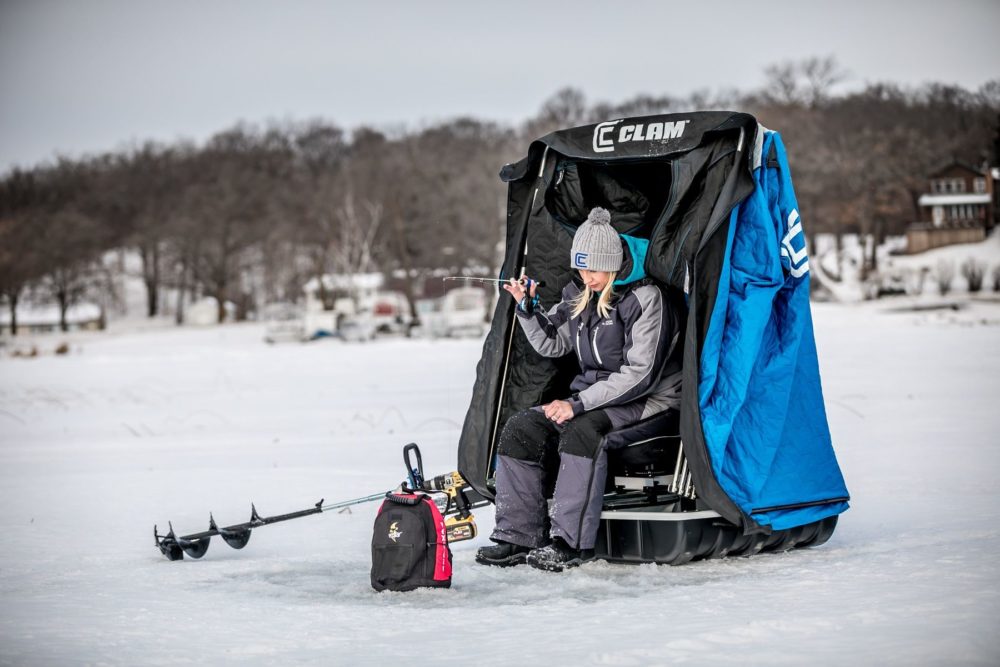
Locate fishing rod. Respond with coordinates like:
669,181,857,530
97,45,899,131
441,276,546,287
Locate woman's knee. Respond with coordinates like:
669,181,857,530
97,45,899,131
498,409,555,462
558,411,612,459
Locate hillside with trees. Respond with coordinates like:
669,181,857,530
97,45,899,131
2,57,997,333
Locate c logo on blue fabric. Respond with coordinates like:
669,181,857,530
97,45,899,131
781,209,809,278
574,252,589,268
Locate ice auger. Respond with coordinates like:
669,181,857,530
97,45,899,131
154,443,489,561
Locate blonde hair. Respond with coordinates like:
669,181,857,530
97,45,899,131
571,272,617,319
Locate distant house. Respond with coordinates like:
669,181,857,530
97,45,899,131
906,161,998,253
300,273,412,337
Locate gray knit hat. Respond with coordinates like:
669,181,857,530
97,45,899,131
570,207,622,272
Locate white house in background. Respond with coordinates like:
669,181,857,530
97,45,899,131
908,161,998,253
0,302,104,334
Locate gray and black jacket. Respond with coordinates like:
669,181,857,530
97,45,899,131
515,279,683,429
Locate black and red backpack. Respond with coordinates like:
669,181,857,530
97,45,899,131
371,491,452,592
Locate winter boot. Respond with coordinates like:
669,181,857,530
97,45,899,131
475,540,531,567
526,537,594,573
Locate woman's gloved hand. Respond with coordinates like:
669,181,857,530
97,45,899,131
503,277,539,314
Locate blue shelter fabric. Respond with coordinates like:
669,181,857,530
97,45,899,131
698,131,849,531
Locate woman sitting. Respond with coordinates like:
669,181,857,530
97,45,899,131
476,207,684,572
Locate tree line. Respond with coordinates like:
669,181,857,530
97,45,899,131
1,57,997,333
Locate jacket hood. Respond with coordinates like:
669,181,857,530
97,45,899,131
614,235,650,286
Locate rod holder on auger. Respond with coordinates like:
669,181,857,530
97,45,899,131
403,442,424,490
154,443,491,561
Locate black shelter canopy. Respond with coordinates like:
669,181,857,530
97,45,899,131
457,111,762,532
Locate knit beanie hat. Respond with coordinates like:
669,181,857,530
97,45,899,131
570,207,623,272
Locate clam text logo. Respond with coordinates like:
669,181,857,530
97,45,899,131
593,118,690,153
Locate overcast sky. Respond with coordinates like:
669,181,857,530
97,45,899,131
1,0,998,172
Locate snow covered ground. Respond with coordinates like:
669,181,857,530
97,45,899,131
811,228,1000,303
1,300,999,666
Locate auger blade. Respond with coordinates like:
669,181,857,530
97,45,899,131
155,523,184,561
177,535,211,559
211,513,251,549
219,528,252,549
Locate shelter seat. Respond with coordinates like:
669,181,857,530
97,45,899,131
602,409,681,478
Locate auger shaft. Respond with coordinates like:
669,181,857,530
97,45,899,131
154,443,488,561
155,493,391,561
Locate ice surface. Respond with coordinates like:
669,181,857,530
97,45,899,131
1,303,999,665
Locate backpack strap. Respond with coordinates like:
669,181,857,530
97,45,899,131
384,491,423,506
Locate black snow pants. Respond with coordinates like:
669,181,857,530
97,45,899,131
490,408,612,550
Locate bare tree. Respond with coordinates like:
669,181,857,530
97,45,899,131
188,127,279,322
0,170,45,334
523,87,594,140
33,160,110,331
40,209,103,331
332,195,382,275
287,121,349,309
93,144,184,318
762,55,848,107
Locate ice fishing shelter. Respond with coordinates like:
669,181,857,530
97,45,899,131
457,111,849,558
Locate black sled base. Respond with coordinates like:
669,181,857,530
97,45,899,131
595,504,838,565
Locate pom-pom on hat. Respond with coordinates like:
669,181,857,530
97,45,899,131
570,207,623,272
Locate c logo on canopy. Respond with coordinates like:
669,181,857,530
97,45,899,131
592,120,621,153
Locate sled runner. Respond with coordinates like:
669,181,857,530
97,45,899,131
457,111,850,564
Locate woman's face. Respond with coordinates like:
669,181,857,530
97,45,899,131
578,270,612,292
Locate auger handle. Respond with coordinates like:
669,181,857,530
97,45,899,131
403,443,424,490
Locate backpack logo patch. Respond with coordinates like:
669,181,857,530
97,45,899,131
388,521,402,542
